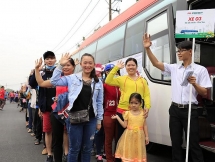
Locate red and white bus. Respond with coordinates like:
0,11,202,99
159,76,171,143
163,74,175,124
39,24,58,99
71,0,215,152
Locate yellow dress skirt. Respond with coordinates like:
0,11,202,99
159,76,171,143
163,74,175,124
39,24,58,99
115,110,147,162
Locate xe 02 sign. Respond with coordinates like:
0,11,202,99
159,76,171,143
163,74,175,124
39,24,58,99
175,9,215,38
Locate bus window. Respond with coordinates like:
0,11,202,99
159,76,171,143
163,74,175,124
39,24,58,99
95,24,125,64
145,12,171,81
147,12,168,35
72,52,80,73
79,42,97,59
124,15,145,57
200,44,215,67
124,0,177,58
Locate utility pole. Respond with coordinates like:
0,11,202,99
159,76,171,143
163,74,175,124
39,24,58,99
109,0,112,21
108,0,122,21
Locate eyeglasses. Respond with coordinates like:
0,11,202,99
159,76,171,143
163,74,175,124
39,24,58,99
176,49,188,54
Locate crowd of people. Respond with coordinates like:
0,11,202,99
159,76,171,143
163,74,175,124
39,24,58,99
0,87,20,110
12,49,151,162
1,34,211,162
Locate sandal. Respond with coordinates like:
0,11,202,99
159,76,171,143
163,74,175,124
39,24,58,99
42,148,48,155
34,140,40,145
28,129,32,133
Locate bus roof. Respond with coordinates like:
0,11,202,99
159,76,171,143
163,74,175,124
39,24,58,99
77,0,158,51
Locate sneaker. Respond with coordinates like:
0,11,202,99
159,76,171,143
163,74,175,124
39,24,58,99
62,154,68,162
96,155,103,162
46,155,53,162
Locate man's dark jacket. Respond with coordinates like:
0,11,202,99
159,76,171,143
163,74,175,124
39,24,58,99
29,70,56,112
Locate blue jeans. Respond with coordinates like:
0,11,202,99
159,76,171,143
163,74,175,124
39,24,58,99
94,124,104,155
67,118,97,162
28,103,33,129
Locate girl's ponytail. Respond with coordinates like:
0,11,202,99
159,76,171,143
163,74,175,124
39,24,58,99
90,68,99,83
142,98,145,109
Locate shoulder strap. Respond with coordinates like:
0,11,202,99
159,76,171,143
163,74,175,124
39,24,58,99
88,82,96,110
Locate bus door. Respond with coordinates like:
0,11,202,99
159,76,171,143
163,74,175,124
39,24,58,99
142,3,176,146
187,0,215,153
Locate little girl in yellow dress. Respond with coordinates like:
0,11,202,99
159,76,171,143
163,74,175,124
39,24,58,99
111,92,149,162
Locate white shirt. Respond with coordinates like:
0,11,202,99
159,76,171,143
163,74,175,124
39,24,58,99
163,63,212,104
30,89,36,108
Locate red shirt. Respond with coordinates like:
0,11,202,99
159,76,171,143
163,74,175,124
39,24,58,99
103,83,120,116
9,92,15,97
0,89,5,99
52,86,68,110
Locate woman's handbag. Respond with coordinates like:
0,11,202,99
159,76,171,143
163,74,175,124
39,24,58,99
69,83,95,124
26,92,31,100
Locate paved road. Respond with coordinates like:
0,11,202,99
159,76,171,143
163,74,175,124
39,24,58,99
0,101,214,162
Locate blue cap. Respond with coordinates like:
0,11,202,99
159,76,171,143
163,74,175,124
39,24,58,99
104,64,115,71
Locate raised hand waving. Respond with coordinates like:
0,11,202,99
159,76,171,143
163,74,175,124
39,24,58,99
35,58,43,69
116,60,125,69
143,33,152,48
74,58,80,66
60,53,73,66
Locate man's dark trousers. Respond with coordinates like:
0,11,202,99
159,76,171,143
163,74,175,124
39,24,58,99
169,104,204,162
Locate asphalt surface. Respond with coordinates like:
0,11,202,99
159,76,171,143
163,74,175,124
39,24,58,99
0,101,45,162
0,101,101,162
0,101,171,162
0,101,214,162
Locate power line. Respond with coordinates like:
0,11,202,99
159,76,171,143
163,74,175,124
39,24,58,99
52,0,93,51
63,12,112,53
82,2,119,44
60,1,119,54
54,0,101,53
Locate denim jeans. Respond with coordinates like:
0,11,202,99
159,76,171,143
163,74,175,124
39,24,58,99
67,117,97,162
94,124,104,155
28,103,33,129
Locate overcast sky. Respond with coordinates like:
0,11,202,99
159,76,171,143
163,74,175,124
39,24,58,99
0,0,136,90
